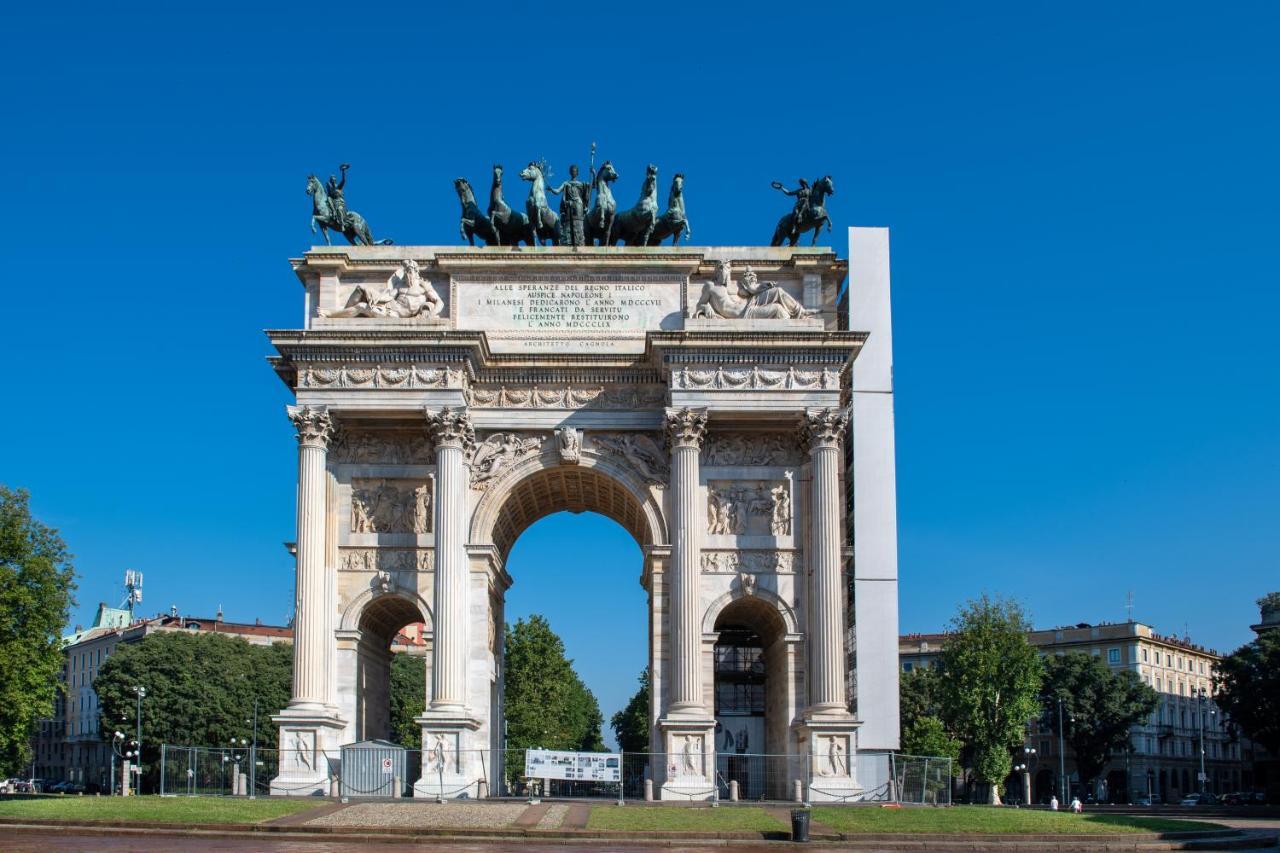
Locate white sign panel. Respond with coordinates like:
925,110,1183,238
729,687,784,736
524,749,622,783
453,277,683,354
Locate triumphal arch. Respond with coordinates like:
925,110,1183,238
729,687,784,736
267,233,899,800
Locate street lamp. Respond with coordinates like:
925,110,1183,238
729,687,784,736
1056,698,1075,803
110,732,125,796
1017,746,1038,805
1195,687,1216,795
132,686,146,794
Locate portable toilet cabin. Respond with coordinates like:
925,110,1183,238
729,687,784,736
340,739,407,798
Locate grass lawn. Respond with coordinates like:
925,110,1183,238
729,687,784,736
811,805,1224,835
587,805,786,832
0,795,324,824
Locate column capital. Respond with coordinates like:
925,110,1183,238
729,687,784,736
426,407,475,452
287,405,336,448
664,407,709,450
800,408,848,453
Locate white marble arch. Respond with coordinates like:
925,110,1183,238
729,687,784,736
269,244,887,801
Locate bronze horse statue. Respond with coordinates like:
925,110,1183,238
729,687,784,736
610,164,659,246
306,174,391,246
519,160,560,245
488,164,531,246
770,175,834,246
648,172,691,246
455,177,501,246
585,161,619,246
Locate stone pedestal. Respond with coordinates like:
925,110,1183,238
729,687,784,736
269,714,345,796
795,718,862,803
413,715,483,799
656,718,717,801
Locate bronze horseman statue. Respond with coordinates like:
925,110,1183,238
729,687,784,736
306,163,392,246
770,175,834,246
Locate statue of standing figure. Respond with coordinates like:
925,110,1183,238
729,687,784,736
547,164,590,247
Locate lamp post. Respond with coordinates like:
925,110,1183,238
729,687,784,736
1017,745,1037,805
230,738,248,796
249,698,258,800
110,731,125,796
132,686,146,795
1195,687,1215,795
1056,698,1075,803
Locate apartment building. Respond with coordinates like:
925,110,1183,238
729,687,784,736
899,620,1251,803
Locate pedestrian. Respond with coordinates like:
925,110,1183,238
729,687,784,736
1049,794,1059,811
1071,796,1083,813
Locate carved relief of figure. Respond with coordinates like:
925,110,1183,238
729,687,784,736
293,732,312,770
319,259,444,319
351,492,373,533
692,260,816,321
557,427,581,464
827,737,847,777
681,735,701,775
589,433,669,485
430,734,449,773
413,485,431,534
469,433,543,489
770,485,792,536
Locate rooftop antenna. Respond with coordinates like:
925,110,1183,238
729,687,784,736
1125,591,1134,623
121,569,143,619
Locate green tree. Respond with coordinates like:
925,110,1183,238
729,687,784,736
937,596,1042,804
1214,627,1280,755
503,615,604,752
0,486,77,775
96,632,291,789
610,667,650,752
900,667,944,734
1040,652,1158,793
390,653,426,749
902,715,961,761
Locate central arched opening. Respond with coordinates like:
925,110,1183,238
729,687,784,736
478,459,663,794
713,596,790,800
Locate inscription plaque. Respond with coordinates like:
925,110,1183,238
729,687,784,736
454,277,683,353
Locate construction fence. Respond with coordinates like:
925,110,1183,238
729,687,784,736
159,744,950,804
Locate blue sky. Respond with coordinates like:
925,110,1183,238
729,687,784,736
2,2,1277,737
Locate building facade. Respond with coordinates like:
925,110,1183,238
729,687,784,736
32,603,293,789
900,621,1250,803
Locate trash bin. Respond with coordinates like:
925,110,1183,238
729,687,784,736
790,808,810,842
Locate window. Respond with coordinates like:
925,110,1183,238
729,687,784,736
902,662,914,673
1108,648,1121,664
1142,648,1149,663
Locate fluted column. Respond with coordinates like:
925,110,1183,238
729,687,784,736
665,407,708,715
427,407,474,713
802,408,850,714
287,405,335,710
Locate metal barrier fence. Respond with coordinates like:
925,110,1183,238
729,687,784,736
159,744,949,804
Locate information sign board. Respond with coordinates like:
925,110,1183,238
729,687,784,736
524,749,622,783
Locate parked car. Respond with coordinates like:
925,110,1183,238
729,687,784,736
1221,792,1247,805
1133,795,1154,806
1180,792,1218,806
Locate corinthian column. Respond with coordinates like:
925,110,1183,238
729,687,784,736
427,407,474,713
286,405,335,711
802,408,850,715
665,407,708,715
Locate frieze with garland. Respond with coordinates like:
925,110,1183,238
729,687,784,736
299,364,465,390
671,365,840,391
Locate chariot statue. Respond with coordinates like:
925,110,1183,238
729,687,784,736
455,177,501,246
648,172,691,245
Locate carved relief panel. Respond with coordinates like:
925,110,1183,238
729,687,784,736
350,479,431,534
706,480,791,536
332,430,434,466
701,432,802,467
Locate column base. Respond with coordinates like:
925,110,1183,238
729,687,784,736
656,716,717,801
269,710,346,797
794,716,864,803
413,712,485,799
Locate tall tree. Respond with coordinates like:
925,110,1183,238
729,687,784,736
1214,624,1280,755
390,653,426,749
96,631,291,789
0,486,77,775
937,595,1042,804
900,667,944,733
1040,652,1158,793
610,667,650,752
504,615,604,751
